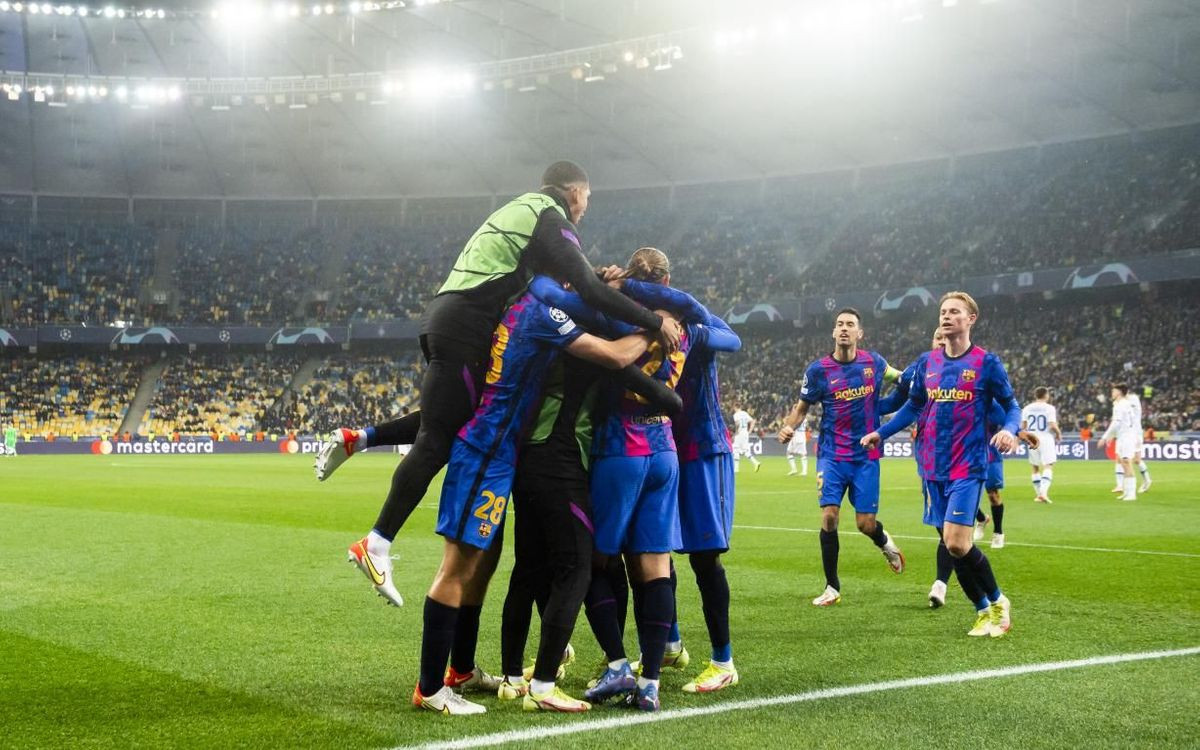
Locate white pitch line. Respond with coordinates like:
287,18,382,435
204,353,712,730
392,647,1200,750
733,524,1200,559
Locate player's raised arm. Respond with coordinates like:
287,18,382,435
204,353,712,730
525,214,680,350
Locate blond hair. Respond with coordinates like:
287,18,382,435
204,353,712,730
939,291,978,317
626,247,670,283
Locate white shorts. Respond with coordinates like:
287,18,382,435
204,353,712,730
1116,433,1137,460
787,436,807,457
732,433,751,456
1026,440,1056,467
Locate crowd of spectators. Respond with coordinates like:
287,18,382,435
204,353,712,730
0,355,144,438
719,286,1199,435
0,223,154,327
1,129,1195,328
139,353,302,437
264,353,421,435
170,226,331,325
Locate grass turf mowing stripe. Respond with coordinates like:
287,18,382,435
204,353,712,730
394,647,1200,750
733,524,1200,558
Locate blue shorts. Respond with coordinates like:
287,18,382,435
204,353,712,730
590,452,681,555
436,440,514,550
678,452,735,553
923,478,984,529
985,460,1004,491
817,458,880,514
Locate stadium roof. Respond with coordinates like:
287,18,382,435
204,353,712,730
0,0,1198,198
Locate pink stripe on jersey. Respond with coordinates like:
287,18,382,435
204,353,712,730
820,357,855,460
948,347,986,480
919,350,943,476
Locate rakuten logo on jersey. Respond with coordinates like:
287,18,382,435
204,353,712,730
1140,441,1200,461
882,441,914,458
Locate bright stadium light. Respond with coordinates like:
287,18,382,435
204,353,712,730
28,2,37,12
0,2,10,11
167,84,180,101
40,2,49,11
102,5,114,18
311,4,320,15
115,85,127,99
77,5,87,16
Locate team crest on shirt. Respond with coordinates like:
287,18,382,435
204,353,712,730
478,522,492,538
962,369,976,382
863,367,874,380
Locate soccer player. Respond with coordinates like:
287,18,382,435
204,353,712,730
411,282,661,715
666,300,742,694
786,419,809,477
1022,387,1062,503
582,248,691,713
494,275,686,712
331,162,682,608
862,292,1019,637
3,423,16,456
1098,383,1139,502
730,407,760,473
777,308,905,608
1128,391,1152,492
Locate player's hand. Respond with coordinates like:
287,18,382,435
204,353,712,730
1018,431,1039,449
598,264,625,287
860,431,881,449
778,425,795,444
991,429,1017,454
1097,437,1108,449
656,312,682,354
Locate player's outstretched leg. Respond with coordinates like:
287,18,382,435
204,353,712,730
347,533,404,607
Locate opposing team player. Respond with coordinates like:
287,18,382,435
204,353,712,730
863,292,1020,637
786,419,809,477
1022,387,1062,503
730,407,760,473
1098,383,1139,502
411,281,661,715
1128,390,1152,492
778,308,905,608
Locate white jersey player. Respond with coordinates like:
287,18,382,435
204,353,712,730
786,419,809,477
1020,387,1062,503
1098,383,1138,501
731,407,760,473
1127,393,1152,492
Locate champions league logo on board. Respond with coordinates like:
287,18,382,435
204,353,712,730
725,303,783,325
269,327,335,345
0,328,16,347
873,287,935,316
113,327,182,345
1064,263,1138,289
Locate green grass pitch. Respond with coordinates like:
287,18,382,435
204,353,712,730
2,455,1198,748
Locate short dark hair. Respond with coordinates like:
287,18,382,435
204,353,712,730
1034,386,1049,399
835,307,861,324
542,161,589,189
1112,382,1129,395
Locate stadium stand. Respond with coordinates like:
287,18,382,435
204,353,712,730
0,354,145,439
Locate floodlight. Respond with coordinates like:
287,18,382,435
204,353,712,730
103,5,114,18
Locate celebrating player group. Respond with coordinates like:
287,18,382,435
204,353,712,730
308,160,1069,718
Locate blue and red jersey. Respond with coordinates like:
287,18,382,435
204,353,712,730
457,292,583,465
673,318,741,462
800,350,891,462
877,345,1021,481
592,330,691,458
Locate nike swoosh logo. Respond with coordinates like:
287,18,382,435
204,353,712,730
362,548,386,585
951,511,965,516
